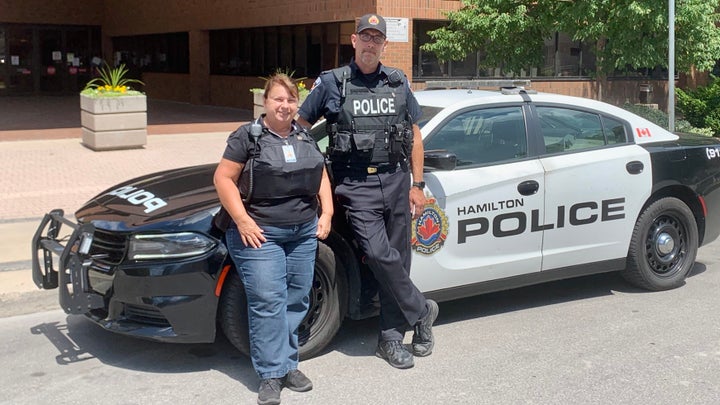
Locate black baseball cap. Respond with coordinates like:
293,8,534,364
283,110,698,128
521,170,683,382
356,14,386,37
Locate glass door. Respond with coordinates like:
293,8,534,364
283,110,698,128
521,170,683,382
5,26,34,93
65,28,92,93
0,28,6,93
0,25,100,95
40,28,63,93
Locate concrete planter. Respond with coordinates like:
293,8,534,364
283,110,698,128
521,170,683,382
252,91,265,119
80,94,147,151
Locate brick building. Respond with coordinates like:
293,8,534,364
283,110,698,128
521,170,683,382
1,0,694,111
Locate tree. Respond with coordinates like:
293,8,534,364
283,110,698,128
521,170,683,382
422,0,720,82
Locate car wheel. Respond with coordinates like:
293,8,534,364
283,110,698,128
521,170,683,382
622,197,698,291
218,269,250,356
219,241,347,359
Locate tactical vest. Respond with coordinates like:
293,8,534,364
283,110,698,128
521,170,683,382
239,119,325,203
328,66,411,165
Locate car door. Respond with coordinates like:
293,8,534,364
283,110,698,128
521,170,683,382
535,105,652,270
411,105,546,292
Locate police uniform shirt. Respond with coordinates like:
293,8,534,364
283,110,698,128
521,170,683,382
222,120,322,227
298,60,423,127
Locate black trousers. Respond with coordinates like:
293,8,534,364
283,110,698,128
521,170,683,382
334,166,427,342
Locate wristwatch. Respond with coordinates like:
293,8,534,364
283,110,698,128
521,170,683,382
412,181,426,190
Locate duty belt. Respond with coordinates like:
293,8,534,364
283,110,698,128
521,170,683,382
336,162,400,174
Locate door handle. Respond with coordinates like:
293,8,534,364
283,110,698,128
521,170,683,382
626,161,644,175
517,180,539,196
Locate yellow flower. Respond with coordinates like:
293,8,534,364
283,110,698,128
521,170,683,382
82,62,144,95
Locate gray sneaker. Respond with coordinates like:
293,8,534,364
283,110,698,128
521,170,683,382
257,378,282,405
375,340,414,369
283,369,313,392
412,299,439,357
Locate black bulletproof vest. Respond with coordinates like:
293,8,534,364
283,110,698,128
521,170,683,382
239,125,324,202
334,67,408,165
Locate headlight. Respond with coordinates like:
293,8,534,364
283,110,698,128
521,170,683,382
128,232,217,260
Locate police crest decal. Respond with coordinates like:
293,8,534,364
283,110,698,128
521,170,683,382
411,198,449,255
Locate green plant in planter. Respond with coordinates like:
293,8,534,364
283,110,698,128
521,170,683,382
250,68,309,99
81,63,145,98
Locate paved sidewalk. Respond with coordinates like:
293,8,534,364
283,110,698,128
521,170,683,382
0,132,235,277
0,98,255,302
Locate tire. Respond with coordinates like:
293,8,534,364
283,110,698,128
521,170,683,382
219,241,347,359
622,197,698,291
218,269,250,356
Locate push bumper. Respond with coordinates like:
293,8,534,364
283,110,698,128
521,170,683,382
31,209,104,314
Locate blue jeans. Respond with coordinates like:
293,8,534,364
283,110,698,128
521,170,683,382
225,218,317,379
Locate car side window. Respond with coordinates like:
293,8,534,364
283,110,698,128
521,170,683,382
603,116,628,145
424,106,527,167
538,107,628,153
309,121,329,152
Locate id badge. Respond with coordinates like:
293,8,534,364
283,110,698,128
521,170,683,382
282,144,297,162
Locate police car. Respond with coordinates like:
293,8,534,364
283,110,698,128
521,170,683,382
32,87,720,359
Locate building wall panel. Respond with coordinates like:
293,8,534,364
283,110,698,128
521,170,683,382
102,0,376,35
0,0,696,115
0,0,103,25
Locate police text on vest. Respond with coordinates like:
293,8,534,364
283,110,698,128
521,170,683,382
353,98,396,115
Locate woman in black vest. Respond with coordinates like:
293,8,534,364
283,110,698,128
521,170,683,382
214,73,332,405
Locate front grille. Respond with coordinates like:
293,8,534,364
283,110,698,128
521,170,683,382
89,229,128,266
124,304,171,326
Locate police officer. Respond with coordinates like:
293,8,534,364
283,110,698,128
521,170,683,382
297,13,438,369
215,73,332,405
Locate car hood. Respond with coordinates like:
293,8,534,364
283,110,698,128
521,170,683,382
75,163,221,229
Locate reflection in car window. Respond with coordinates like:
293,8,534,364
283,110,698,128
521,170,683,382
309,121,329,152
424,106,527,167
538,107,628,153
416,106,443,129
603,116,627,145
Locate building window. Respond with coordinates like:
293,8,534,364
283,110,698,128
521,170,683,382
210,23,347,78
540,32,596,77
414,20,448,77
413,21,599,79
112,32,189,74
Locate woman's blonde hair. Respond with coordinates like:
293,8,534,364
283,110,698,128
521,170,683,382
263,73,299,100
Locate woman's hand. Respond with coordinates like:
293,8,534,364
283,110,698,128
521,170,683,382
316,167,333,240
235,217,266,248
317,213,332,240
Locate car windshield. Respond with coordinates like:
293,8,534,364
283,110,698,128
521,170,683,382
310,105,444,151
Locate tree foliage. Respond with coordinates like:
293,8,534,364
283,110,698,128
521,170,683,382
677,75,720,135
422,0,720,77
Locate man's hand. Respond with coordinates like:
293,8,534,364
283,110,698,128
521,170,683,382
409,186,426,219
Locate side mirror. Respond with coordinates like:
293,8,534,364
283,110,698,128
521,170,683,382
424,149,457,171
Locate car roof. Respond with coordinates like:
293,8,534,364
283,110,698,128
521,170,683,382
415,88,629,117
414,89,503,107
